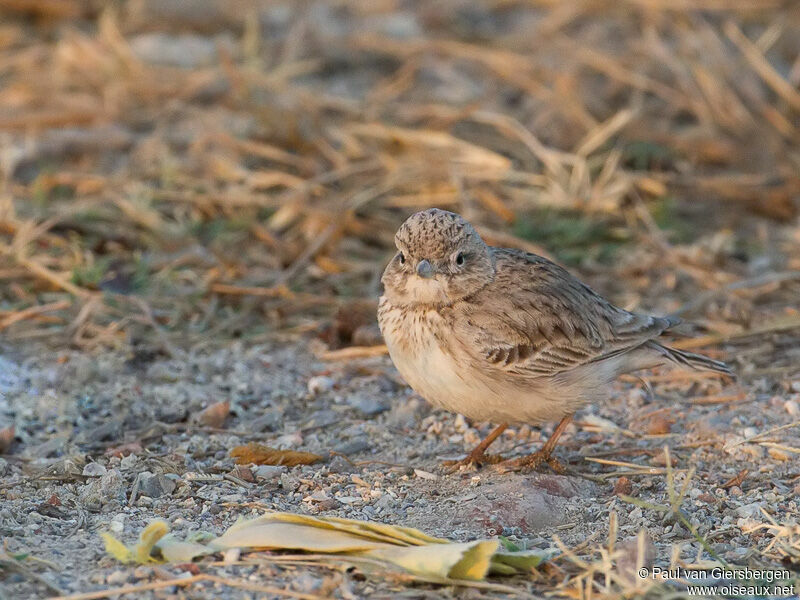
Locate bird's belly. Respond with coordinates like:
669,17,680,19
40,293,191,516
379,302,573,423
387,334,471,415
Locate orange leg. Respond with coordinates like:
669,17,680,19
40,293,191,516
444,422,508,469
498,415,573,473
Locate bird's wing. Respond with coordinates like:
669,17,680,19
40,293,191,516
456,249,676,377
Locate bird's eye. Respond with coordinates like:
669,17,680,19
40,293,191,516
455,252,465,266
398,252,405,264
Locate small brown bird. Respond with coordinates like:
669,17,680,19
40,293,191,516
378,209,732,470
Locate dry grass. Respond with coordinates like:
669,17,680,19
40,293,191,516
0,0,798,353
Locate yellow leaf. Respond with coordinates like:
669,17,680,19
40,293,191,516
155,534,213,563
100,532,133,564
213,520,388,553
135,520,169,564
106,512,549,580
367,540,499,580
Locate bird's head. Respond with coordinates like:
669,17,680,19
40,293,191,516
381,208,495,306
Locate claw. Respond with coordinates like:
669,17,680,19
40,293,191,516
443,451,504,472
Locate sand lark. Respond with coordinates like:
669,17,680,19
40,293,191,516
378,209,733,470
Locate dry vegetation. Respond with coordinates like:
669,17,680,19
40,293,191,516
1,0,800,598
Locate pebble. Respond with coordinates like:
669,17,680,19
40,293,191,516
784,399,799,417
0,457,7,476
328,455,356,474
735,502,763,518
791,381,800,393
108,519,124,534
348,395,389,416
137,472,177,498
253,465,286,480
83,463,107,477
106,570,128,585
119,454,138,470
307,376,334,396
247,410,282,432
334,439,370,456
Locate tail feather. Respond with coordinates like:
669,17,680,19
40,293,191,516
645,341,734,378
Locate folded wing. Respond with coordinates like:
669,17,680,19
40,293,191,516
457,249,677,378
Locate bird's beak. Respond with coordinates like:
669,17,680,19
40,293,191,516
416,259,434,279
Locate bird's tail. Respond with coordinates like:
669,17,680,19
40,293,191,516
645,341,734,378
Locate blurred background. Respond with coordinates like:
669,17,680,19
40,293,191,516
0,0,798,361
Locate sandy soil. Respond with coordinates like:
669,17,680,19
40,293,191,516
2,331,798,598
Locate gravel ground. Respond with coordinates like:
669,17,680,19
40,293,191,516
1,332,799,598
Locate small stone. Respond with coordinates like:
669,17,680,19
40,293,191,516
413,469,438,481
307,376,334,396
80,468,126,506
108,519,124,534
317,498,339,511
119,454,138,470
742,427,758,439
735,502,763,518
333,438,370,456
328,455,356,474
106,570,128,585
157,404,188,424
253,465,286,480
386,398,426,428
305,490,331,503
454,414,469,432
348,395,389,416
137,472,177,498
83,462,107,477
784,399,799,417
0,457,7,476
247,410,282,432
791,381,800,393
375,494,395,510
231,466,255,483
729,486,743,496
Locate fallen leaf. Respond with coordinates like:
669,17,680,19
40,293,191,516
230,443,322,467
210,512,542,580
0,425,14,453
155,534,214,563
101,532,133,564
101,520,170,565
195,400,229,428
102,511,549,581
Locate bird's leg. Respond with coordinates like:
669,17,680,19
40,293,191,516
498,415,573,473
444,422,508,469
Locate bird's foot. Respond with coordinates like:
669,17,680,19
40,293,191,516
495,448,567,474
442,449,505,472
